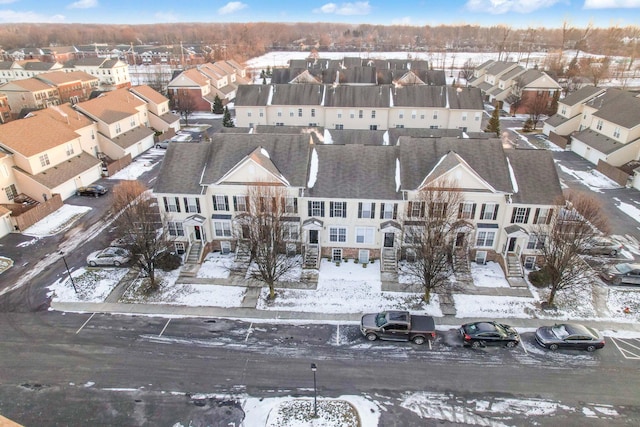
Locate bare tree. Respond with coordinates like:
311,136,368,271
531,190,610,307
580,56,611,87
112,180,173,294
235,184,301,300
170,90,196,126
459,58,476,85
401,178,464,303
525,92,551,130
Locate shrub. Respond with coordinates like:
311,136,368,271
528,265,552,288
155,252,182,271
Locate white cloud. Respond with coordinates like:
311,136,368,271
218,1,247,15
0,10,65,23
67,0,98,9
313,1,372,15
465,0,562,14
584,0,640,8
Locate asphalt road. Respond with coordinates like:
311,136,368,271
1,310,639,426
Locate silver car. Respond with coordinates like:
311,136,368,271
600,263,640,285
582,236,623,257
87,247,131,267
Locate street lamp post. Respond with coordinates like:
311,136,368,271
60,251,78,294
310,363,317,418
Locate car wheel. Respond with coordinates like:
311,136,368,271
613,277,622,285
586,345,596,352
114,261,121,267
505,341,517,348
412,336,426,345
549,343,559,351
365,333,378,342
94,193,99,198
471,340,482,349
89,261,97,267
610,249,617,256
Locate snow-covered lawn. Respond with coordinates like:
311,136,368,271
22,204,91,238
471,261,510,288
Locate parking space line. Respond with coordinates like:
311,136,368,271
76,313,96,334
521,341,528,355
610,337,640,360
159,319,171,337
245,322,253,342
336,324,340,345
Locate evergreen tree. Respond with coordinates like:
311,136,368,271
212,95,224,114
548,91,560,116
222,106,235,127
485,107,501,137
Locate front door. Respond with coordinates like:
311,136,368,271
508,237,517,252
309,229,318,244
194,226,202,240
384,232,394,248
455,232,465,248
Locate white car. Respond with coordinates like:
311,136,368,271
86,247,131,267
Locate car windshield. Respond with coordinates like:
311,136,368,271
375,312,387,327
494,324,508,336
551,324,570,339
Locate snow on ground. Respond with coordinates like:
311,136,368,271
454,294,536,319
471,261,510,288
108,152,161,181
196,251,234,279
22,204,91,238
555,163,622,193
49,267,129,302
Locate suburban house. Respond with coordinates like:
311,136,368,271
167,68,212,112
73,87,156,161
0,107,103,202
469,60,561,115
153,132,562,278
234,84,484,132
0,78,61,119
0,94,10,123
34,70,100,104
0,60,64,84
63,57,131,91
129,85,180,133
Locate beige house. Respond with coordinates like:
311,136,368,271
74,88,155,161
129,85,180,133
63,57,131,91
543,86,606,139
0,60,64,84
153,132,562,277
0,78,61,118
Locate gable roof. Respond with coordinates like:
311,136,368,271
323,84,391,108
129,85,168,105
560,86,605,107
505,149,563,204
391,85,446,108
35,70,98,85
32,103,94,131
74,88,145,123
0,78,54,92
168,68,210,87
0,113,79,157
592,91,640,129
270,84,324,106
234,85,272,106
446,87,484,110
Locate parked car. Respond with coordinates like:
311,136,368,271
360,310,436,345
600,263,640,285
535,323,605,352
86,247,131,267
155,140,171,149
581,236,623,256
76,185,108,197
459,321,520,348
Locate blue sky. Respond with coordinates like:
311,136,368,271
0,0,638,28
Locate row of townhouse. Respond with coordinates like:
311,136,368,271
153,132,562,276
166,60,249,111
543,86,640,190
468,60,561,115
233,84,485,132
0,58,131,92
0,70,100,121
0,85,179,237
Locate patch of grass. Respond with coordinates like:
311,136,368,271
267,399,359,427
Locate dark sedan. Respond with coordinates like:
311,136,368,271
535,323,605,352
76,185,108,197
459,321,520,348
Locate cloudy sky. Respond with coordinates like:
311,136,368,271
0,0,638,28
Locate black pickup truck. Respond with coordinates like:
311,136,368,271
360,310,436,345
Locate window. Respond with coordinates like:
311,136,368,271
533,208,552,225
167,221,185,236
337,109,342,119
130,117,136,126
398,110,404,119
213,195,229,211
429,125,439,129
408,201,425,218
282,223,299,241
308,200,325,217
289,109,294,117
335,124,343,130
404,226,423,244
355,227,375,244
458,202,476,219
358,202,375,219
311,108,316,117
371,110,376,119
475,112,481,122
475,231,495,247
247,111,252,117
275,122,284,126
395,124,404,128
298,108,302,117
527,233,546,250
349,110,355,119
461,112,467,121
284,196,298,214
65,143,74,156
561,106,567,116
420,114,425,120
332,248,342,262
277,109,282,117
369,125,377,130
163,197,180,212
5,184,17,201
596,120,603,131
329,227,347,242
259,109,264,117
380,203,397,219
429,202,447,218
359,110,363,119
213,221,232,237
330,201,347,218
39,154,50,167
411,110,416,119
115,123,121,133
182,197,200,213
510,207,531,224
613,127,621,138
480,203,499,220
